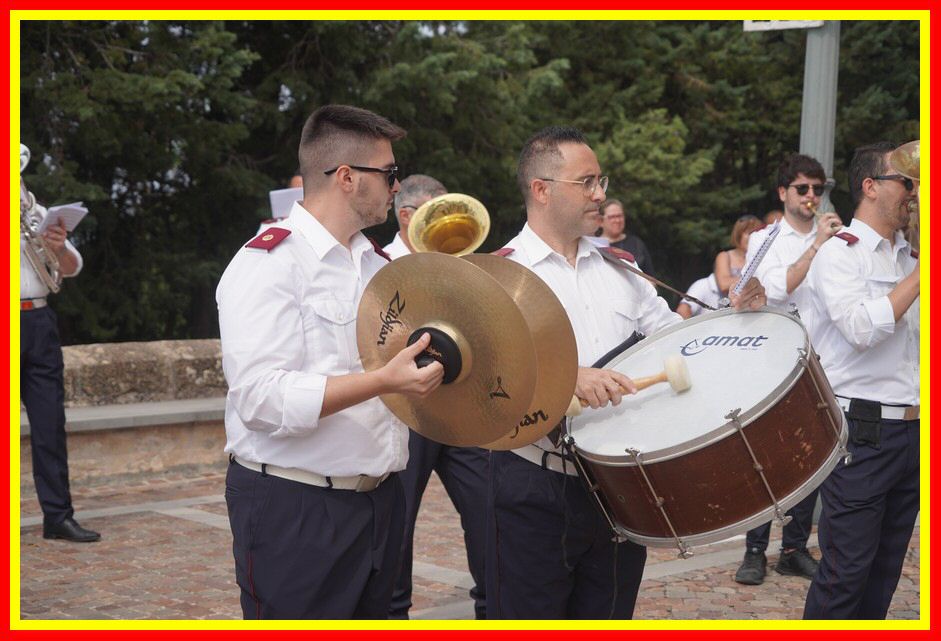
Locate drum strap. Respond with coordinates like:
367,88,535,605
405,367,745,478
598,249,718,311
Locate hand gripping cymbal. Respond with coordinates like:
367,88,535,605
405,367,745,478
463,254,579,450
357,253,537,447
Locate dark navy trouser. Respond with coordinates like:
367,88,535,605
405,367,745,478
390,431,488,619
803,415,919,619
745,489,819,553
225,459,405,619
486,450,646,619
21,306,74,524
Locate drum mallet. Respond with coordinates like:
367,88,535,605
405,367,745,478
566,354,691,416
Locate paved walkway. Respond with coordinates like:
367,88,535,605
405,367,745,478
18,463,920,621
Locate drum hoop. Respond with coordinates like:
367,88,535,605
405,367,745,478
609,412,848,548
569,307,811,466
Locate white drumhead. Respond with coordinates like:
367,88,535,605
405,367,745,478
570,308,808,461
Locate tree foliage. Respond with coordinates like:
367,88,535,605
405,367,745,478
19,20,920,343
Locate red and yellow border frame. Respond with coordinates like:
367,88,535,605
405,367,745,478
3,7,933,637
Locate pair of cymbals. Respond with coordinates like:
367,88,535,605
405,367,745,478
356,252,578,449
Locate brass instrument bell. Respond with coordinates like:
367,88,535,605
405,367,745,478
407,193,490,256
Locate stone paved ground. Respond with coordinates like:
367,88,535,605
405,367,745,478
18,463,921,621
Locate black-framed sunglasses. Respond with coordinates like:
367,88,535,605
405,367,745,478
872,174,915,192
788,183,825,196
324,164,399,188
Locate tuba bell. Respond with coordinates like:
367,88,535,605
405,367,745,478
889,140,920,252
20,144,62,293
407,193,490,256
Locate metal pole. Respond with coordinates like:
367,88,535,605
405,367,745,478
799,21,841,212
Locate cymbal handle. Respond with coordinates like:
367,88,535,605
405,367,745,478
415,354,437,369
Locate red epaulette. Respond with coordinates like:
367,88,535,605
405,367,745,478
834,231,859,245
245,227,291,251
369,237,392,262
491,247,515,257
601,246,636,263
911,248,919,259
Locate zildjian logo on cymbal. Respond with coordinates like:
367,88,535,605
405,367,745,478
425,346,443,359
489,377,510,400
376,291,405,346
508,409,549,439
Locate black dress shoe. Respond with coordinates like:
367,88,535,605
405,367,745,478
43,517,101,542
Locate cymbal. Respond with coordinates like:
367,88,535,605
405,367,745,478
357,253,537,447
890,140,919,181
463,255,579,450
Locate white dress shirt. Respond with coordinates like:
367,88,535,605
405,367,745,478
682,274,721,317
216,201,409,477
746,217,824,344
20,202,83,299
382,232,411,260
503,223,681,453
807,218,919,406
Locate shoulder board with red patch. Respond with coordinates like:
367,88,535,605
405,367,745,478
911,248,919,259
600,246,636,263
245,227,291,251
369,237,391,262
491,247,515,257
834,231,859,245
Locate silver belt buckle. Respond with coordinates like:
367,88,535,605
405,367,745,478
354,474,385,493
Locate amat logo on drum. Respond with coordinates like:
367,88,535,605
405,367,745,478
680,334,769,356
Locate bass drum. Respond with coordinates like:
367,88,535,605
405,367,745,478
566,308,847,556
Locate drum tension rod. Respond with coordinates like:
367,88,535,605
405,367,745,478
725,408,792,527
626,448,693,559
797,348,852,465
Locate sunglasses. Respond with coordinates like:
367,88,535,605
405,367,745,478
872,174,915,192
324,164,399,189
788,183,825,197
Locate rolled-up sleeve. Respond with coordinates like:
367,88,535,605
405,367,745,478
810,244,895,351
217,250,326,438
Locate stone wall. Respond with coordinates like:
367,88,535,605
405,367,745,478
62,339,225,407
21,339,228,484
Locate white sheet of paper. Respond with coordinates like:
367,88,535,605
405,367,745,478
268,187,303,219
39,202,88,233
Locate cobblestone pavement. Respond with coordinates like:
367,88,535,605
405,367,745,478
18,463,921,621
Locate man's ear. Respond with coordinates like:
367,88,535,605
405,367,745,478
531,179,550,206
332,165,355,193
399,208,412,228
860,176,878,201
778,186,787,204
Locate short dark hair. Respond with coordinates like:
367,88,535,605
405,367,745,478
776,153,826,190
517,126,589,205
849,141,897,206
298,105,406,187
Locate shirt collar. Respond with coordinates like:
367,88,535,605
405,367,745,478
518,223,596,266
778,217,813,239
286,201,372,262
848,217,909,255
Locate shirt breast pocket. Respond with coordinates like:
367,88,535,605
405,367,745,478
610,298,641,334
865,273,900,299
303,298,357,371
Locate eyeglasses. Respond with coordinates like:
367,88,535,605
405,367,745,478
788,183,825,197
324,164,399,189
872,174,915,192
540,175,609,197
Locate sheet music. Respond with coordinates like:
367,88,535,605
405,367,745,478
38,202,88,233
731,221,781,297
